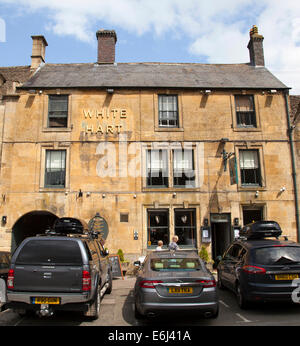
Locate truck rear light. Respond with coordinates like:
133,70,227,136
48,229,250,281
82,270,91,291
139,280,163,288
196,279,216,288
242,265,266,274
7,269,14,289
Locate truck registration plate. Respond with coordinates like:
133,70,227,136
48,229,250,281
32,297,60,304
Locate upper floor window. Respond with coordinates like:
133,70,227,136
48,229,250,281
235,95,256,128
173,149,195,188
158,95,179,128
146,149,169,188
45,150,66,188
239,149,261,186
48,95,68,128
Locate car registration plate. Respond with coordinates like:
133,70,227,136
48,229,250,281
168,287,193,294
32,297,60,305
275,274,299,280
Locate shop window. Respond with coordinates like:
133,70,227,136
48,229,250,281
44,150,66,188
173,149,195,188
235,95,256,128
239,149,261,186
146,149,169,188
174,209,196,247
48,95,68,128
147,209,169,247
158,95,179,127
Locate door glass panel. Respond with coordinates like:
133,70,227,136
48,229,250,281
174,209,196,247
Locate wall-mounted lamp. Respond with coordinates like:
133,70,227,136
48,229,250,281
2,216,7,225
173,192,176,198
78,189,83,198
280,187,286,193
102,193,106,198
106,88,114,94
269,89,277,94
255,190,259,198
86,192,91,197
133,194,137,199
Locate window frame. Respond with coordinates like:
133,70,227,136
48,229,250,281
158,94,179,128
234,95,257,128
239,149,262,187
235,145,266,190
44,149,67,188
231,94,261,132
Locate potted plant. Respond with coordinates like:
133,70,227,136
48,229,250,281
117,249,130,276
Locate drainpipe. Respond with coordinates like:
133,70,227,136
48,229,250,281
284,90,300,241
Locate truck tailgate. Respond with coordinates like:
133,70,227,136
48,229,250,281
14,265,83,293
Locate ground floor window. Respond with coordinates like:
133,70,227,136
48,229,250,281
242,206,264,225
147,208,197,248
174,209,197,247
147,209,169,246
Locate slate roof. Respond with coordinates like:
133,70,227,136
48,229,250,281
0,66,32,95
21,62,289,90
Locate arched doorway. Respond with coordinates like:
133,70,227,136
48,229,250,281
11,211,58,252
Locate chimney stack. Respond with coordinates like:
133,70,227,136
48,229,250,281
96,29,117,64
31,35,48,69
247,25,265,67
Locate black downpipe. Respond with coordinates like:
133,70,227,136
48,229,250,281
284,91,300,241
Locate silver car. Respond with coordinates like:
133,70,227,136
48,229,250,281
134,250,219,319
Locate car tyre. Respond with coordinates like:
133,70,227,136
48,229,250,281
236,282,249,309
134,303,145,320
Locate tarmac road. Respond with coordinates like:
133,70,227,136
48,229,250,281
1,276,300,326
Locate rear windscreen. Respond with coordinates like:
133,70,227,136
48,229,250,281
16,240,83,265
253,246,300,265
150,258,201,271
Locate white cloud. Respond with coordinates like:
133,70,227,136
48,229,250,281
1,0,300,92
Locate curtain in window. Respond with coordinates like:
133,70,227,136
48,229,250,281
235,95,254,112
147,150,168,174
239,150,259,169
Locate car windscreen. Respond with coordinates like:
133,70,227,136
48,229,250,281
150,258,202,271
253,246,300,265
15,239,83,265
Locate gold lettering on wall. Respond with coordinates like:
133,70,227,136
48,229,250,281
82,108,128,135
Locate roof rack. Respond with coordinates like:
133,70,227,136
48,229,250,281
239,220,282,240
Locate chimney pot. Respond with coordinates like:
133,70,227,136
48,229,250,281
31,35,48,70
96,29,117,64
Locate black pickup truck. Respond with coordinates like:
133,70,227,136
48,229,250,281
6,219,112,319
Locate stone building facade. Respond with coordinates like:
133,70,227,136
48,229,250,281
0,26,297,261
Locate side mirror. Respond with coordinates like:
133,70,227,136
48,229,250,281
134,260,141,267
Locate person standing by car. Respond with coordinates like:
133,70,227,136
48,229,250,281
156,240,164,251
168,235,179,251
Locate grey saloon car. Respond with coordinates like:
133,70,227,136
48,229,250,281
134,250,218,319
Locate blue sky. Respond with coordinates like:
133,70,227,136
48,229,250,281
1,0,300,93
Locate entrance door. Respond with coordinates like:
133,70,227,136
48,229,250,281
211,213,232,261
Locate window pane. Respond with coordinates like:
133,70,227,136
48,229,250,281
174,209,196,247
48,95,68,128
16,240,82,265
239,150,261,186
235,95,256,127
173,149,195,187
158,95,179,127
45,150,66,187
147,210,169,246
147,149,168,187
